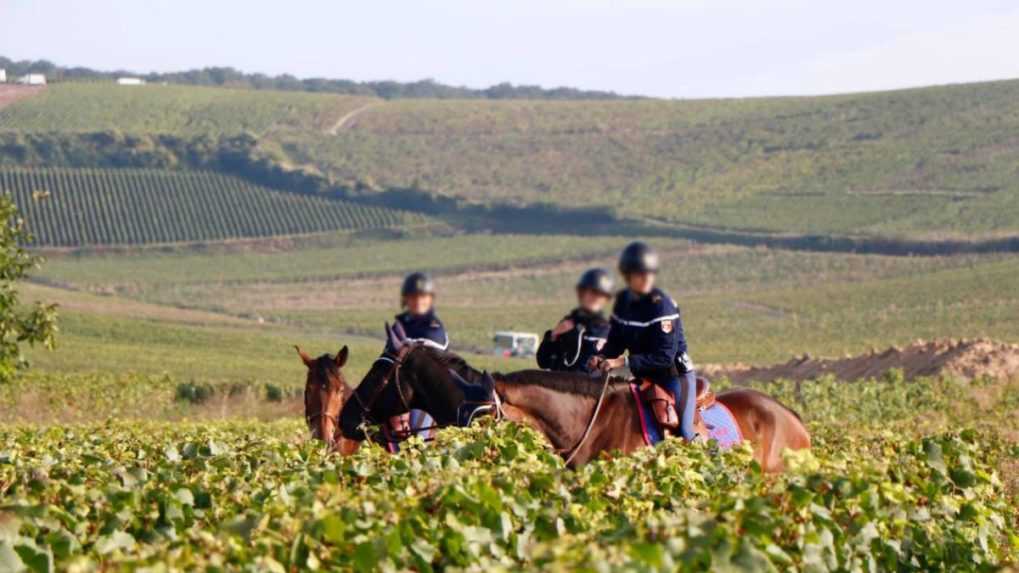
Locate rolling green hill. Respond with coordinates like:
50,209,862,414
0,83,372,135
293,80,1019,238
3,79,1019,245
2,167,429,246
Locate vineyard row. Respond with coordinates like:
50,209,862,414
1,167,426,247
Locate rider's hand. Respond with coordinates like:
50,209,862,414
551,319,574,340
601,357,626,372
587,355,605,371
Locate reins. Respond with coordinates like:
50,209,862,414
562,369,612,466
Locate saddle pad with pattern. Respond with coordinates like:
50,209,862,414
630,382,743,448
699,402,743,449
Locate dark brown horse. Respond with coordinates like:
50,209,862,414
338,333,810,471
296,345,359,453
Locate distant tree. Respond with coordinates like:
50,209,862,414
0,196,57,383
0,55,637,100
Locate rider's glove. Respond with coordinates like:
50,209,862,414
676,352,694,375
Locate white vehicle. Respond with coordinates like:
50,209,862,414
17,74,46,85
493,331,540,357
0,69,6,83
117,77,146,86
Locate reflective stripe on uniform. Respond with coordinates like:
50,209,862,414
610,313,679,328
406,335,449,351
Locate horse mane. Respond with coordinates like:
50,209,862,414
499,370,630,397
412,345,628,396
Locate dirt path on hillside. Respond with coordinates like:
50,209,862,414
703,339,1019,383
327,102,380,134
0,85,45,109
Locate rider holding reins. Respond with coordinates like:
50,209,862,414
536,268,613,374
588,242,698,441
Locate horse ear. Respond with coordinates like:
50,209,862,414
295,346,314,368
393,321,408,343
335,346,349,368
385,322,403,350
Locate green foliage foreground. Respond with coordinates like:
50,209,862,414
0,423,1013,572
0,377,1016,572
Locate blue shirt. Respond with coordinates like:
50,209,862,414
599,288,690,382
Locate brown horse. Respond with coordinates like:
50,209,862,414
338,334,810,471
296,345,359,453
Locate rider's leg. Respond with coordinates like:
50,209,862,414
409,409,435,440
661,374,697,441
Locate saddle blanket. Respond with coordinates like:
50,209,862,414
629,383,743,449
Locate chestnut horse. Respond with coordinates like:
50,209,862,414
339,334,810,471
296,345,359,454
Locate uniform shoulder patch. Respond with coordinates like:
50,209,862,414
430,320,441,329
651,294,661,303
661,320,673,333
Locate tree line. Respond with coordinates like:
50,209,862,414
0,56,637,100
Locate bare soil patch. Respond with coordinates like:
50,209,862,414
0,85,45,109
704,338,1019,383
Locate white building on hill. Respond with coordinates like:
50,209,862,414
117,77,145,86
18,74,46,85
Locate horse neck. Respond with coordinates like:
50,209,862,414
494,380,596,451
403,349,466,423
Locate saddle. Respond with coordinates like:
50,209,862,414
638,377,715,437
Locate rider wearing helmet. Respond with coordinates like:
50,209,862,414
388,272,449,353
536,268,612,373
588,242,698,441
387,272,448,440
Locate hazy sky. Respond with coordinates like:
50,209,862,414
2,0,1018,98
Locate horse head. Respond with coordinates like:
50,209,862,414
297,345,350,449
339,323,496,442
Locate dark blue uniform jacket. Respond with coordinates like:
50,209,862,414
387,310,449,353
536,308,610,374
599,288,691,383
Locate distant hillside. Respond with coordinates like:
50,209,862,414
2,168,430,247
0,56,634,101
296,80,1019,239
2,78,1019,246
0,83,369,135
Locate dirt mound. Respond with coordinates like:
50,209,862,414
703,339,1019,383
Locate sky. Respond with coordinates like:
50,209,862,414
2,0,1019,99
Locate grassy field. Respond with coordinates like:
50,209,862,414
35,233,663,287
21,282,530,389
3,167,428,246
30,237,1018,364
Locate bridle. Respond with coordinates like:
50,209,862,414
304,362,345,439
351,346,414,427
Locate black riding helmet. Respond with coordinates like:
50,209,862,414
576,268,614,296
618,241,659,275
401,272,435,297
